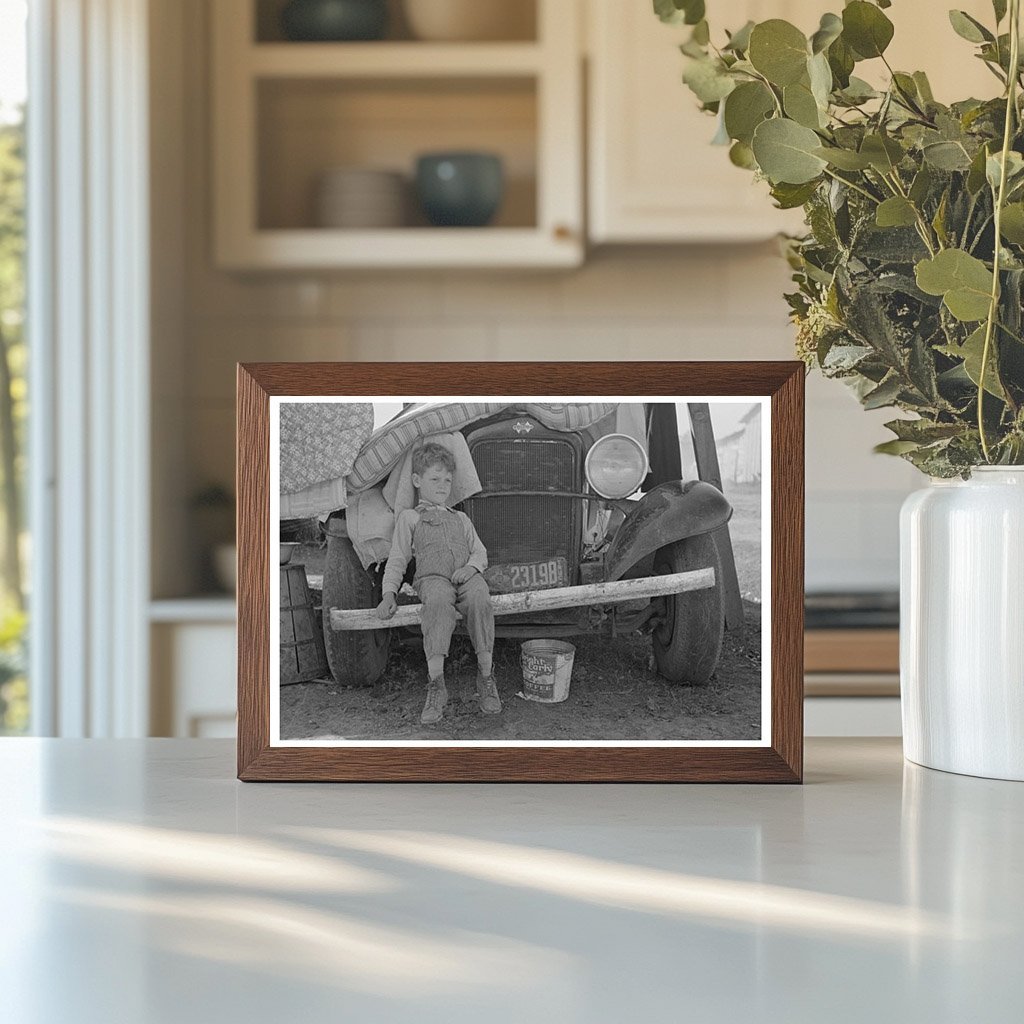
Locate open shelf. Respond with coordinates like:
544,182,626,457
256,76,537,232
213,0,581,268
249,42,544,77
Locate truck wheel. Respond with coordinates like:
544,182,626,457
322,531,390,686
651,533,725,685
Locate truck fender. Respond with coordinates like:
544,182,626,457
605,481,732,583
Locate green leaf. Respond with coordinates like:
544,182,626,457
684,1,706,27
862,374,903,409
876,197,918,228
723,81,775,144
967,144,991,194
827,36,855,89
913,71,935,104
784,80,824,129
770,180,820,209
1000,203,1024,245
860,133,904,173
922,140,973,171
875,439,922,455
909,164,933,205
837,76,879,104
891,72,922,109
915,249,994,322
986,150,1024,191
948,10,994,44
939,325,1006,398
751,118,828,184
724,20,755,53
711,109,731,145
653,0,705,26
729,140,757,169
813,146,872,170
810,12,843,54
682,57,736,104
748,20,809,87
808,52,833,109
932,190,950,246
842,1,895,59
884,418,963,443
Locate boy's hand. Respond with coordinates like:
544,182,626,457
452,566,478,585
376,593,398,619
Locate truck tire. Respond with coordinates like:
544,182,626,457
322,531,390,686
651,533,725,685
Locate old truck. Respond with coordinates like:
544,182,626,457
322,402,733,687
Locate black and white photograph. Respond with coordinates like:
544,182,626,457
269,397,769,746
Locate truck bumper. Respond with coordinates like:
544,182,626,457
329,567,716,631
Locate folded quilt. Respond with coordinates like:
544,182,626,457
280,402,374,495
347,402,618,492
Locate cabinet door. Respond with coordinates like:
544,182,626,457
588,0,813,242
588,0,995,244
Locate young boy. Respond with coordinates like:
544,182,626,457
376,442,501,725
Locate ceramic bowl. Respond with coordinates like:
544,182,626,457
403,0,534,41
281,0,388,42
315,167,408,228
415,152,504,227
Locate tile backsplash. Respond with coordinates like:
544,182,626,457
180,246,917,594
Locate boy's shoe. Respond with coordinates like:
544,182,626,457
421,676,448,725
476,671,502,714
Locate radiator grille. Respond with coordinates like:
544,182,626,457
464,437,580,587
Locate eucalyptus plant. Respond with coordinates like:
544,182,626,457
657,0,1024,475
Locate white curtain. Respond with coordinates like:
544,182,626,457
28,0,150,736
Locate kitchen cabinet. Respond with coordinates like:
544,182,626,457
586,0,999,244
150,601,237,738
211,0,583,269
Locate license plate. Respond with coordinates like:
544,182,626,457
485,557,568,593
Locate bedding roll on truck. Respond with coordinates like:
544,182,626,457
322,402,734,687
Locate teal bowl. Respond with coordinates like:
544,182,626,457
415,153,505,227
281,0,388,41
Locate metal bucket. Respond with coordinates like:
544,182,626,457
520,640,575,703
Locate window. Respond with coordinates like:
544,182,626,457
0,0,28,734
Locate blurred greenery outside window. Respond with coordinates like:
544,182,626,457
1,0,28,734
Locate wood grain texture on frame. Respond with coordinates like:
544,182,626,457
237,362,804,783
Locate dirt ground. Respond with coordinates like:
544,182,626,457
280,482,763,742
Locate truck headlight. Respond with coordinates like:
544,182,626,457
585,433,649,499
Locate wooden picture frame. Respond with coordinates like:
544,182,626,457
237,362,804,782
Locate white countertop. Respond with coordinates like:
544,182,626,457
1,738,1020,1023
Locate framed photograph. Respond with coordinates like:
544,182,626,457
237,362,803,782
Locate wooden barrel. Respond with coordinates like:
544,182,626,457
280,564,329,685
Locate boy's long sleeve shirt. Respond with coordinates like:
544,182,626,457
381,504,488,596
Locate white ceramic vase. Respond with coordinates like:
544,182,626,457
900,467,1024,780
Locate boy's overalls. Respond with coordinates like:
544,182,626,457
412,504,494,660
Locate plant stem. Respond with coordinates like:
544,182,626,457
883,171,939,255
750,69,783,117
979,0,1021,462
822,167,880,205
